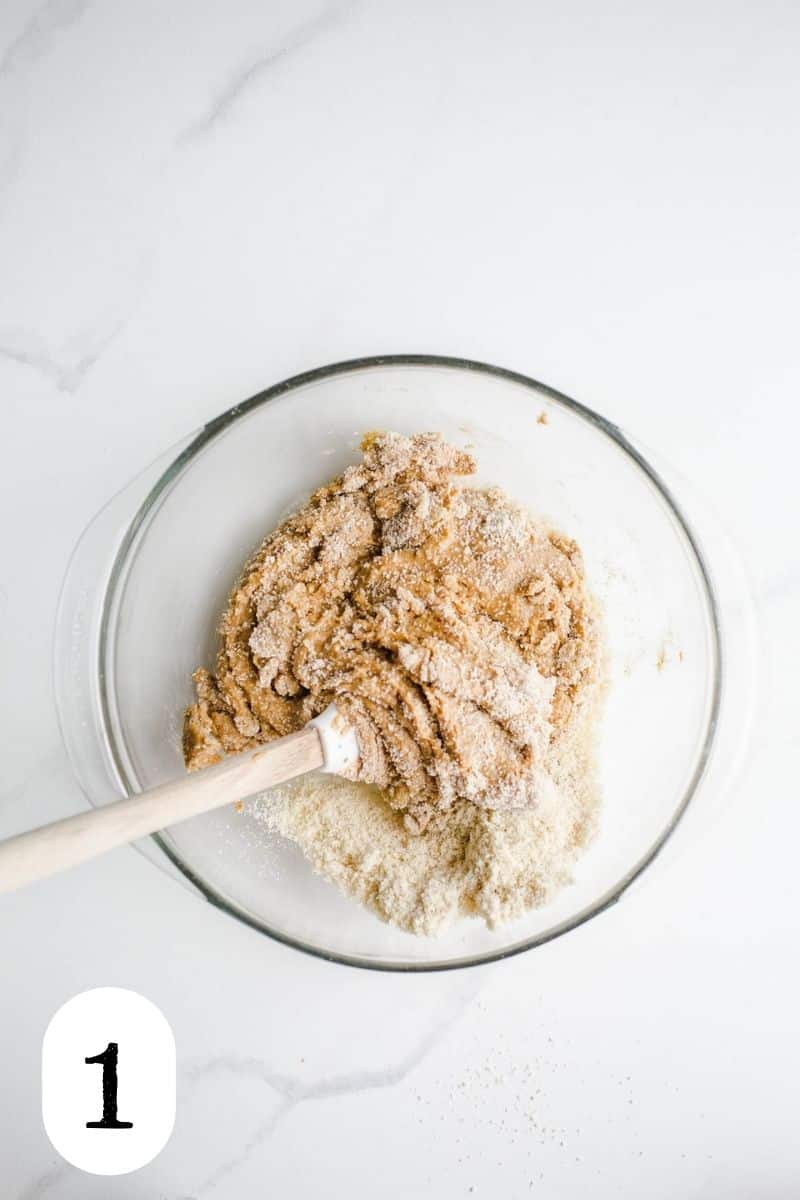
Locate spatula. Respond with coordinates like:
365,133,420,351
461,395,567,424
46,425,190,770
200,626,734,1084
0,705,358,894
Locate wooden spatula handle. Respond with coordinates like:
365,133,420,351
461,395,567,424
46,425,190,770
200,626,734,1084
0,726,323,895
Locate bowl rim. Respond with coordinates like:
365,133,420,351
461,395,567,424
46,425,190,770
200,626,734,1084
97,354,723,972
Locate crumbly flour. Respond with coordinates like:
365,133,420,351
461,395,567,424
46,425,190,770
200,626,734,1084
251,687,601,935
185,431,604,935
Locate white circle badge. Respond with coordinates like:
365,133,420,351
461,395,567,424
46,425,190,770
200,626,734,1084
42,987,176,1175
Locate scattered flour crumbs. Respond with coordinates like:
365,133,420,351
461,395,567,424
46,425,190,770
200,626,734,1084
185,431,606,937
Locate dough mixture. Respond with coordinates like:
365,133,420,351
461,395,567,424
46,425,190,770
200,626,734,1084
184,431,604,933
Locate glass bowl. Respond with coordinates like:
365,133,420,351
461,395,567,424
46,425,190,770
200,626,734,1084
54,356,721,970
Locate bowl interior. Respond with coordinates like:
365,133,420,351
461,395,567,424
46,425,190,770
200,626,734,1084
102,361,718,968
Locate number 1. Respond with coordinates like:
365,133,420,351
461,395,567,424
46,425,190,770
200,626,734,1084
85,1042,133,1129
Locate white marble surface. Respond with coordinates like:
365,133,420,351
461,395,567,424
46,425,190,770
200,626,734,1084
1,1,799,1195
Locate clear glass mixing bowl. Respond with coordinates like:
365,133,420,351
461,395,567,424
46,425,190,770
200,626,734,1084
54,356,721,970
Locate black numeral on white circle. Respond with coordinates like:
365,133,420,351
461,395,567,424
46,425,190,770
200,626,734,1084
85,1042,133,1130
44,988,174,1172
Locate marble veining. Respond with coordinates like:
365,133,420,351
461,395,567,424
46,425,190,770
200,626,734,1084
186,979,479,1194
0,245,152,391
0,318,119,392
178,0,359,144
0,0,91,79
17,1165,71,1200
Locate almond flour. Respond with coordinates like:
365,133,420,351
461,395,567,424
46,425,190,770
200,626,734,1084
250,683,601,935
